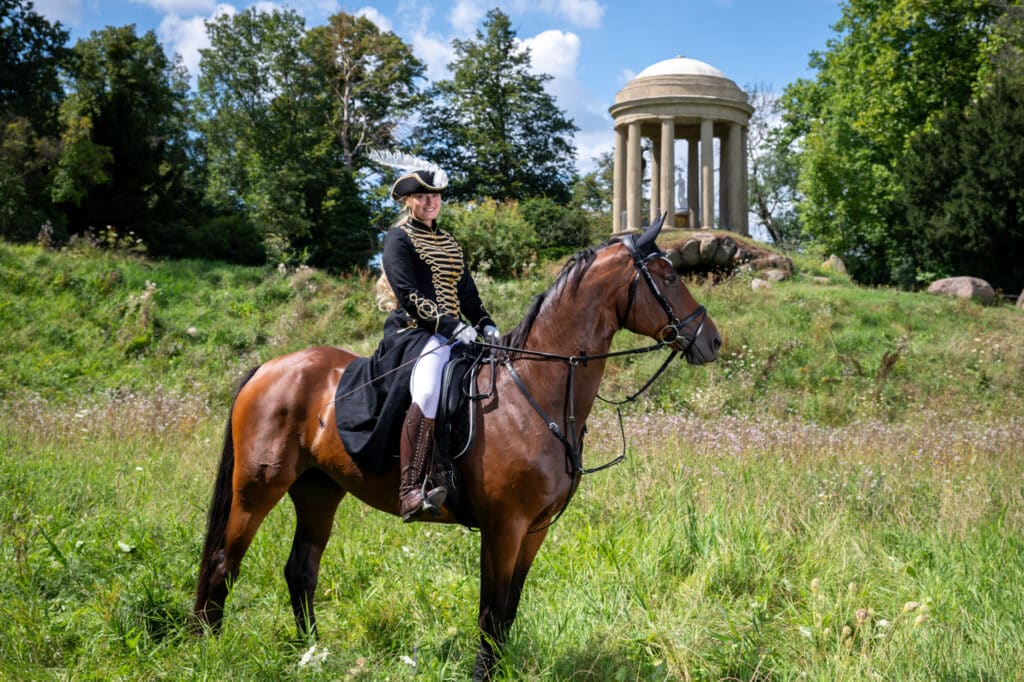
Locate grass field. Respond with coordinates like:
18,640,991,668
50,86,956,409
2,240,1023,680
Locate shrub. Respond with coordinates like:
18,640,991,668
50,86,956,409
520,197,592,250
444,199,538,278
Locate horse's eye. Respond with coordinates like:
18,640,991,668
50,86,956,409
664,275,677,285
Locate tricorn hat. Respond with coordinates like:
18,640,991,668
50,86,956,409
368,150,449,201
390,169,448,201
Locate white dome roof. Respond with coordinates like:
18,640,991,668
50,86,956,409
635,56,727,80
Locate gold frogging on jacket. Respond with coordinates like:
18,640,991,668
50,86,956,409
399,223,465,330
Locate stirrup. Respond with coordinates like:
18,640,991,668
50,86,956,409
422,486,447,513
401,485,447,522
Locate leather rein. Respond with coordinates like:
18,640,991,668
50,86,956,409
481,236,708,531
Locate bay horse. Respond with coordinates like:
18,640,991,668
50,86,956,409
193,216,721,679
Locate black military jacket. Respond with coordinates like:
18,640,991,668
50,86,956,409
381,218,494,338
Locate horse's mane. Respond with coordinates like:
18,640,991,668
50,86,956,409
503,239,621,351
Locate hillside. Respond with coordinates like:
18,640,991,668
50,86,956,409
2,239,1021,424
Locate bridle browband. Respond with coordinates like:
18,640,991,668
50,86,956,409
481,230,710,532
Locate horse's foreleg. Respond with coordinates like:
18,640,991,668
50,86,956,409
285,468,345,638
473,523,550,681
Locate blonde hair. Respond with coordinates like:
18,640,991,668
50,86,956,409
374,272,398,312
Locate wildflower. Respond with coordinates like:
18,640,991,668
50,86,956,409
876,619,891,629
400,655,416,668
855,608,870,625
810,578,821,595
299,644,329,668
902,601,920,614
799,626,813,639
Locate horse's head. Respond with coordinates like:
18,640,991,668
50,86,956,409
616,214,721,365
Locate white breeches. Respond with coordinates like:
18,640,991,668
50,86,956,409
410,333,451,419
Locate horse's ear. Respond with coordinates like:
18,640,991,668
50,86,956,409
634,212,667,256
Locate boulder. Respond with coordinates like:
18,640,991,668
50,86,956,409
762,268,790,282
698,236,719,262
751,278,771,291
674,239,702,268
823,254,847,275
712,235,738,266
927,276,996,305
663,232,793,276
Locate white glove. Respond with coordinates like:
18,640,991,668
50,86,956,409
453,322,477,345
483,325,500,344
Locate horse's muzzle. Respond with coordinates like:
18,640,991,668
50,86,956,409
677,319,721,365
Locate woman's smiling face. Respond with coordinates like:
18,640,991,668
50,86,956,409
408,192,442,223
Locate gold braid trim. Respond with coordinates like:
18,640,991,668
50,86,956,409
401,224,464,328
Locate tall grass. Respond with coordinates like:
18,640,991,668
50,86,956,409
2,239,1023,679
2,398,1022,679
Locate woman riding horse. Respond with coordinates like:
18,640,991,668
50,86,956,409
336,163,499,522
193,212,721,679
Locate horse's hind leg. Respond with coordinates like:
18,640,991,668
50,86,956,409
284,468,345,637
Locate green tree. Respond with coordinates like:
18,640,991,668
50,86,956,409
780,0,1002,284
304,11,425,171
197,7,373,271
746,85,801,247
55,25,199,251
0,0,69,240
571,151,612,215
897,73,1024,293
415,8,578,203
1,0,67,134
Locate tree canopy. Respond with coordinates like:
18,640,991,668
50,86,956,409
779,0,1003,284
55,25,198,252
414,8,578,203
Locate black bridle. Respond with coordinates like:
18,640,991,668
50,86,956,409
620,232,708,355
481,235,711,531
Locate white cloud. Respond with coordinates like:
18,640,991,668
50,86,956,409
520,29,579,80
449,0,485,36
158,4,235,81
554,0,603,29
31,0,83,25
410,31,454,81
134,0,218,13
355,6,392,33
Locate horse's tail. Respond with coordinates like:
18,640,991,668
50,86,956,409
195,366,261,608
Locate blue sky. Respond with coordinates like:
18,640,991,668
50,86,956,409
32,0,842,173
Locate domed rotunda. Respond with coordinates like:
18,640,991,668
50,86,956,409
609,56,753,235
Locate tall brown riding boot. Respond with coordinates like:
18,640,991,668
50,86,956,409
399,402,447,522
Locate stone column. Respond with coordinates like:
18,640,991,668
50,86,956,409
700,118,714,229
660,118,675,227
649,134,660,225
740,126,750,235
728,122,743,233
626,120,642,230
719,128,730,228
612,125,627,232
687,138,699,227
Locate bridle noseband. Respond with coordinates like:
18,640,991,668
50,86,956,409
620,234,707,355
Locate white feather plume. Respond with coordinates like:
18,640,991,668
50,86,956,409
368,149,448,188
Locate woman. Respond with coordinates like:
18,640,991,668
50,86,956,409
376,166,499,522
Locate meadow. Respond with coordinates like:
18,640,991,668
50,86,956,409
2,238,1023,680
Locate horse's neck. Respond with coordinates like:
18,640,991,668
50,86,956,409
516,280,618,419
